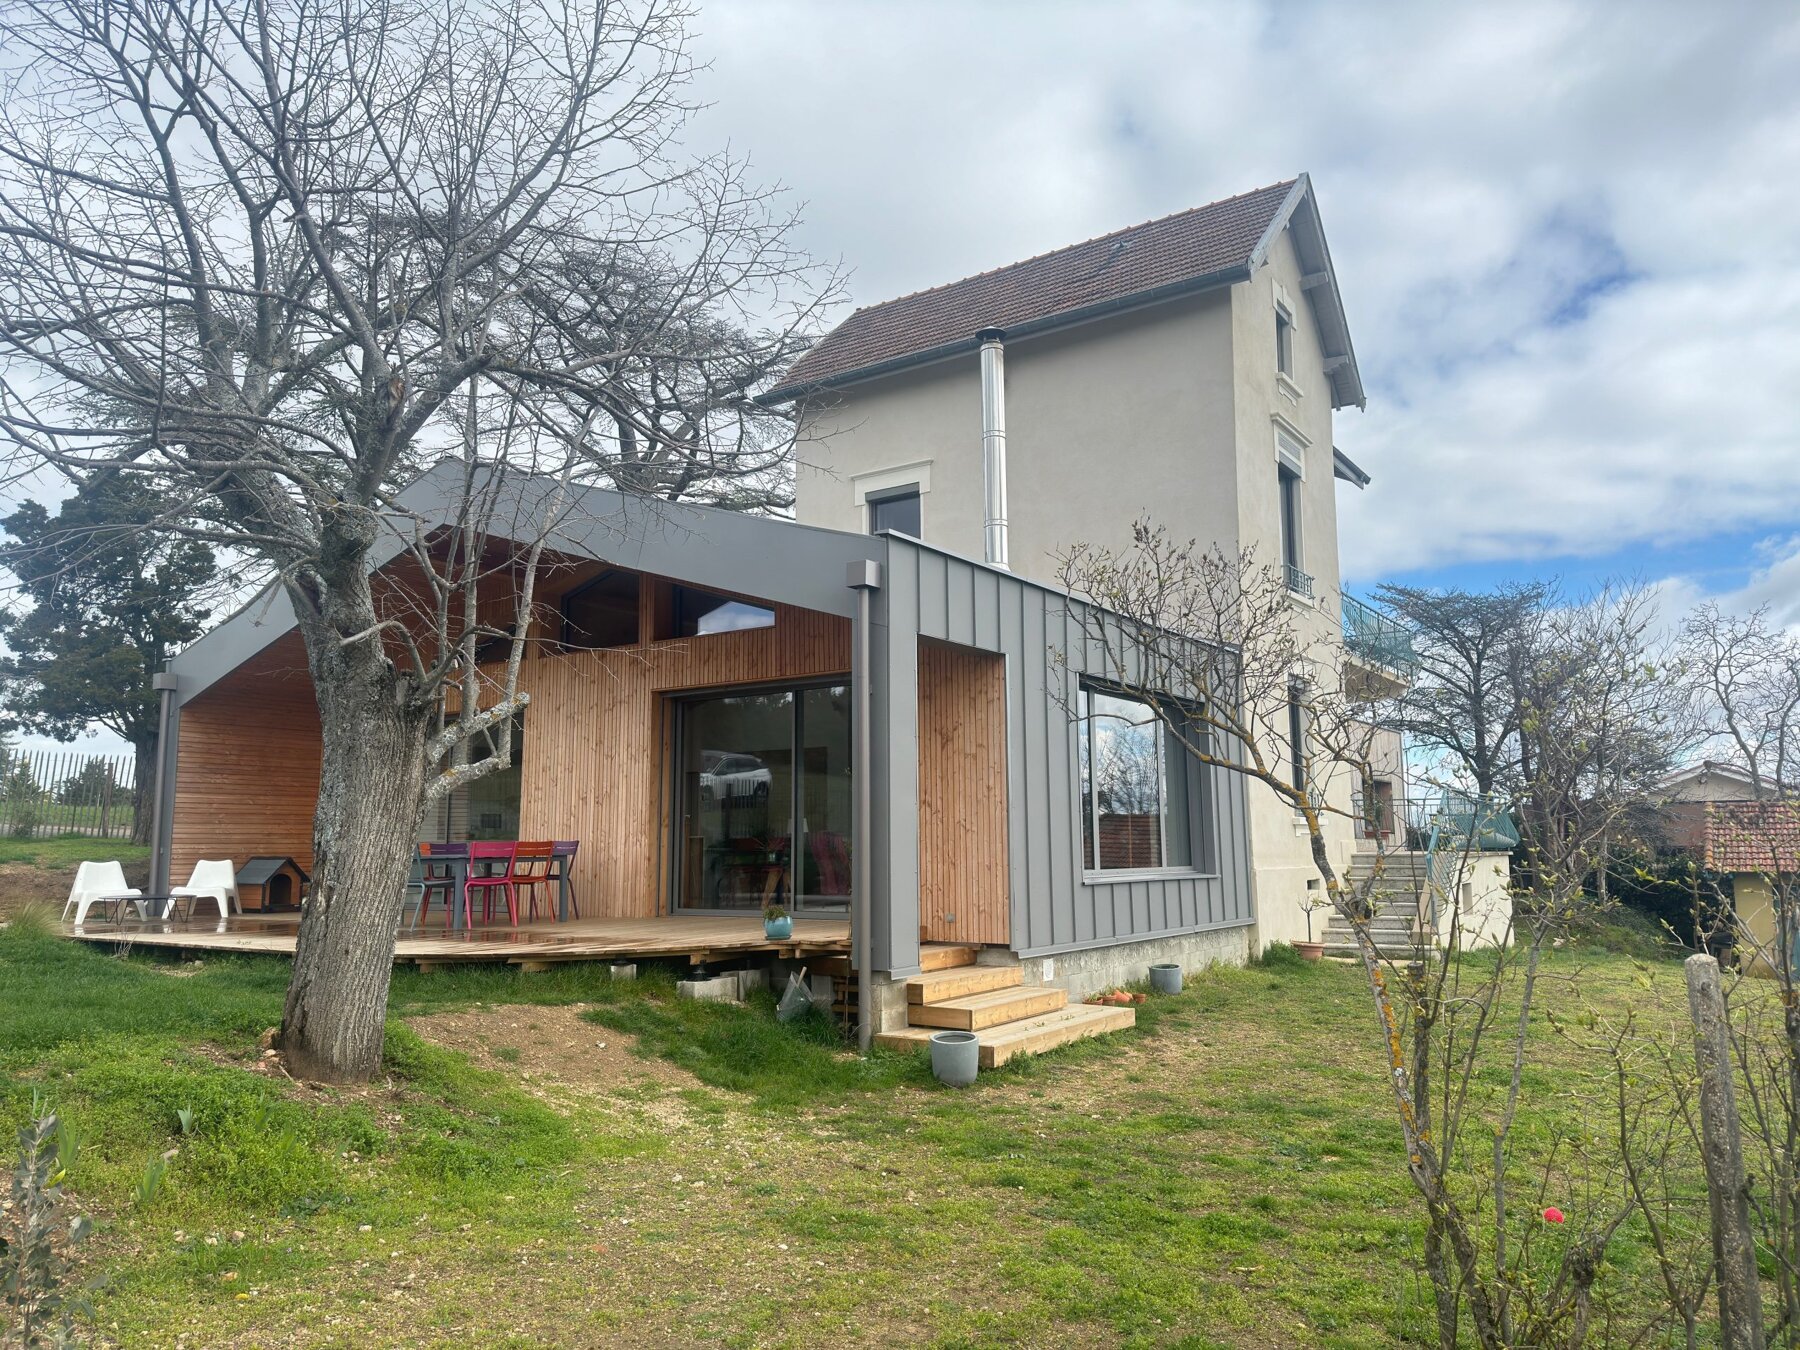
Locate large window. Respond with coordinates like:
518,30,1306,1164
1078,686,1209,874
675,684,851,911
561,570,640,648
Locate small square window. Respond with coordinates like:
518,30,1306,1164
868,487,922,537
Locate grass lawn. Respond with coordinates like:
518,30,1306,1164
0,835,149,869
0,919,1696,1348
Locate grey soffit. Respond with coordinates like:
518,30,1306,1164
764,173,1366,412
166,462,885,705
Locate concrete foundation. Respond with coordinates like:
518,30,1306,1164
677,974,740,1003
1017,927,1252,1002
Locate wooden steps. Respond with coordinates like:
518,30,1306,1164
919,943,981,972
906,983,1068,1030
883,951,1134,1070
876,1003,1136,1068
905,963,1021,1003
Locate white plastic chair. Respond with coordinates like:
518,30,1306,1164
62,860,144,926
170,859,240,922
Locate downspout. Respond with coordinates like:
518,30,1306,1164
978,328,1010,570
148,671,180,895
846,558,883,1053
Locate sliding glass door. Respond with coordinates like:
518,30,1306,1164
675,683,851,913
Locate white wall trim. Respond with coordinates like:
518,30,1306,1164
852,460,933,505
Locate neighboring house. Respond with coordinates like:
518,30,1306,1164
764,174,1416,946
154,465,1257,1046
1700,799,1800,976
1657,760,1768,853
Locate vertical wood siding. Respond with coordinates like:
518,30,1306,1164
917,639,1010,945
171,633,321,880
508,603,850,918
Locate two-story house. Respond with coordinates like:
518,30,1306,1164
766,175,1403,947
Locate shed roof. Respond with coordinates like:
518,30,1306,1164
766,174,1364,409
1704,800,1800,874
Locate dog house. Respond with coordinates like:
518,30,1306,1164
234,856,308,912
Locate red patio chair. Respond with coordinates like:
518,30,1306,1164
464,840,520,927
512,841,556,922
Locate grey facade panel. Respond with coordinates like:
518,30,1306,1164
882,537,1255,961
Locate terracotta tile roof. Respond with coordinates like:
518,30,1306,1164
770,179,1299,399
1704,800,1800,873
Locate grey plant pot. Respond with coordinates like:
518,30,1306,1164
929,1030,980,1087
1148,963,1183,995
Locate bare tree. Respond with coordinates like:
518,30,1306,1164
1058,524,1692,1347
1376,581,1548,798
0,0,839,1080
1675,605,1800,1339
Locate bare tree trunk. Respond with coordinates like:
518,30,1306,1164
1686,954,1767,1350
279,682,429,1082
130,737,156,845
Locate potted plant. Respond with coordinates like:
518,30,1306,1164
762,903,793,940
1295,891,1328,961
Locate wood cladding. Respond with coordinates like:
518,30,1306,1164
514,603,849,918
917,638,1010,945
171,632,321,881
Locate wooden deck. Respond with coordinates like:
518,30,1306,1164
60,912,851,970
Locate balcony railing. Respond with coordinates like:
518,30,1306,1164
1341,593,1416,673
1284,563,1315,600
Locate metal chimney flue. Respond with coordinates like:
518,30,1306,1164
977,327,1009,570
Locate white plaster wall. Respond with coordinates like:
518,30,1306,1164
1439,854,1514,950
796,289,1241,580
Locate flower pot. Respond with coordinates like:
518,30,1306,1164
1294,941,1325,962
1148,963,1182,995
929,1030,980,1087
763,915,793,940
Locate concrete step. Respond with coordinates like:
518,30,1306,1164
907,984,1068,1031
905,964,1021,1004
918,944,982,973
876,1003,1136,1067
1323,941,1430,960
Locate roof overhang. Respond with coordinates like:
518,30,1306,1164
1332,446,1371,488
164,463,883,707
759,262,1252,406
1248,174,1365,411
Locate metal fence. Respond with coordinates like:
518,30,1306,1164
0,747,138,839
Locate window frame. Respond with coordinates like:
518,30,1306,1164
668,584,776,639
1077,681,1216,880
1275,300,1296,379
866,484,923,538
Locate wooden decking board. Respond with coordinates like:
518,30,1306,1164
59,914,850,967
875,1003,1136,1063
917,944,982,972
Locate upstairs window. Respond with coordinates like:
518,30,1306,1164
1275,302,1295,378
868,486,922,537
561,569,640,649
671,585,775,637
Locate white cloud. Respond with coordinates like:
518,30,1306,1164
688,0,1800,578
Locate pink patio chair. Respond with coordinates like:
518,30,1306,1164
463,840,520,927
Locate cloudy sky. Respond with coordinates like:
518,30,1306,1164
691,0,1800,616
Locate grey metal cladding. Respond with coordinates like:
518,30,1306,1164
882,537,1255,961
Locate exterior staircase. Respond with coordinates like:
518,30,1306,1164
873,944,1136,1068
1322,849,1431,960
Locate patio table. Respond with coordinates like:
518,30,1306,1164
426,841,575,930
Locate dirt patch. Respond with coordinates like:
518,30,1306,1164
0,856,149,922
410,1003,703,1099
